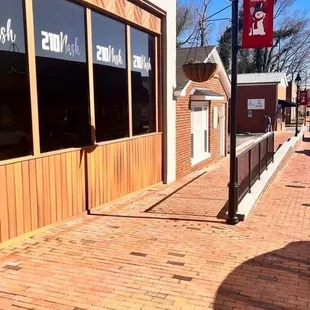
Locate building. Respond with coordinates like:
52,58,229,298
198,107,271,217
235,73,289,133
174,47,230,179
0,0,176,242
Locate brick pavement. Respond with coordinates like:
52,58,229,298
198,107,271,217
0,131,308,310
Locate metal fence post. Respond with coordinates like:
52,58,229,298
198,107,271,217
272,133,274,163
248,149,252,194
266,137,269,170
258,142,261,180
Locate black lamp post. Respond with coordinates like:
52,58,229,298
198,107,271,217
295,72,302,137
226,0,239,225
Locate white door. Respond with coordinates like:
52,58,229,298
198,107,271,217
220,105,225,157
191,104,209,165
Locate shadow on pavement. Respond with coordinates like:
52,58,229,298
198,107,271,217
214,241,310,310
295,149,310,156
88,213,227,224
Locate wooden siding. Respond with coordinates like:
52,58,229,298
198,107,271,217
82,0,161,34
0,134,162,243
0,150,86,243
86,133,162,209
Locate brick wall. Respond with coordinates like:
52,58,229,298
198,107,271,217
176,75,228,179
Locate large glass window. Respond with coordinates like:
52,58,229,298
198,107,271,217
33,0,90,152
0,0,33,160
92,12,128,142
131,28,156,136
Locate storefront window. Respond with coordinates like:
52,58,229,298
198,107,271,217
92,12,128,142
0,0,33,160
131,28,156,136
33,0,90,152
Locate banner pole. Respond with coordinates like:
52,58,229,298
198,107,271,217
227,0,239,225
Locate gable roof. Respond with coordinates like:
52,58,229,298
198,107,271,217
176,46,215,91
236,73,288,85
176,46,231,98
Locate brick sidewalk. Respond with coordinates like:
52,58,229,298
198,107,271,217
0,131,307,310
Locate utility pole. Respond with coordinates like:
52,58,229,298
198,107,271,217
226,0,239,225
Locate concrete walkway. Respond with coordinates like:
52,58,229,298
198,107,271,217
1,131,307,310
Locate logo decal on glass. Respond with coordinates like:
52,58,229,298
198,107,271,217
41,31,81,57
0,19,16,45
133,54,152,72
96,45,123,66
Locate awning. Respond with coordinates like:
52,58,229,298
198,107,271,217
278,99,296,107
190,88,225,101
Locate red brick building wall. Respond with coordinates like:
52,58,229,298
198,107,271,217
176,75,228,179
236,84,278,133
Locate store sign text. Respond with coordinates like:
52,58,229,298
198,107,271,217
41,31,81,57
96,45,123,66
133,54,151,72
0,19,16,44
247,98,265,110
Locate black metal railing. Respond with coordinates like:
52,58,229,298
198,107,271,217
236,132,274,204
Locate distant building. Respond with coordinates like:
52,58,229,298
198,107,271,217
234,73,295,133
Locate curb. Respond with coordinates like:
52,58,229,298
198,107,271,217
236,127,306,220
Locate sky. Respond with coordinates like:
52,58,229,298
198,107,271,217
180,0,310,45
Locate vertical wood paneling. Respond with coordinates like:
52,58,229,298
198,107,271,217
6,166,17,238
54,155,62,222
71,152,78,216
48,156,57,223
13,162,24,236
42,157,51,226
0,166,9,242
0,134,162,243
36,158,44,228
87,134,162,209
60,154,68,220
29,160,38,230
21,161,31,233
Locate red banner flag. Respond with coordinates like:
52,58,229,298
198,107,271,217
298,90,308,105
242,0,274,49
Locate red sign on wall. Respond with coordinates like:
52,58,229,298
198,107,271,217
298,90,308,105
242,0,274,49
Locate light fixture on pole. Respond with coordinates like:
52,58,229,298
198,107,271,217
295,72,302,137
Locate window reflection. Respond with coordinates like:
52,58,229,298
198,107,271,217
0,0,33,160
33,0,90,152
131,28,156,136
92,12,129,142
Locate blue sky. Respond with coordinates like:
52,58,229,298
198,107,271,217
180,0,310,45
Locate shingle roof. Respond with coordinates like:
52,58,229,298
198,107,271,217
176,46,215,91
235,73,287,84
192,89,223,97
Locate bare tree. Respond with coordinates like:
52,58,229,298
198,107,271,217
176,0,213,48
219,0,310,75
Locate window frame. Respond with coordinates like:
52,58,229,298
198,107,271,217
0,0,161,163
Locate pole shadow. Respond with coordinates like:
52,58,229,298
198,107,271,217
214,241,310,310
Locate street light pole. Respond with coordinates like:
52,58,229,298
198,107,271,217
226,0,239,225
295,72,302,137
295,87,299,136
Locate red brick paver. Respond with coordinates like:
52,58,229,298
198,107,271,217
0,132,308,310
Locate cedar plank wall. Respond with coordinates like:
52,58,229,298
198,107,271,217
82,0,161,33
176,75,228,179
0,134,162,243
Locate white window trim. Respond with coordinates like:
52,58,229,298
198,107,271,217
191,101,211,166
